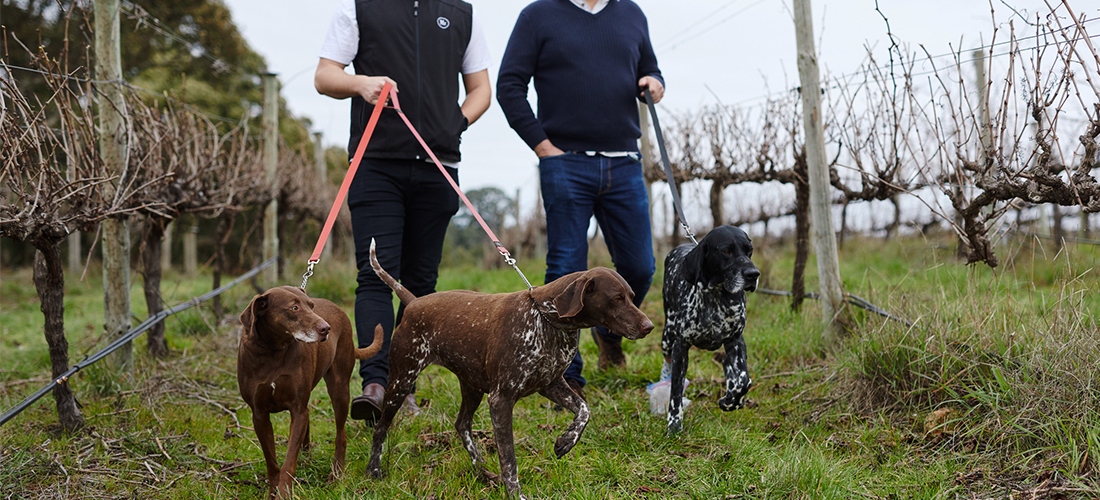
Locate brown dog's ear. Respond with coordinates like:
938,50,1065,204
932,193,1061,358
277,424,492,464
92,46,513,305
554,275,592,318
239,294,268,336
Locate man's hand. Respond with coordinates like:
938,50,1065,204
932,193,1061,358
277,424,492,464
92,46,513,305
315,58,397,104
357,75,399,105
638,76,664,103
534,139,565,158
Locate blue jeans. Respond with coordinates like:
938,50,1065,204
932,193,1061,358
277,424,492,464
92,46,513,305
539,153,655,386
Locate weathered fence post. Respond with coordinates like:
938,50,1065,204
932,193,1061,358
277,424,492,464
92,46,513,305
65,135,82,275
794,0,845,331
95,0,133,370
262,73,280,285
184,222,198,275
162,221,173,270
974,48,992,158
314,131,332,261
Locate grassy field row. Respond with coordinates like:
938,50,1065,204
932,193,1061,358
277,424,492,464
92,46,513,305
1,233,1099,499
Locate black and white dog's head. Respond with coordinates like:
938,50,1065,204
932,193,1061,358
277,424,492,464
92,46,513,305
684,225,760,295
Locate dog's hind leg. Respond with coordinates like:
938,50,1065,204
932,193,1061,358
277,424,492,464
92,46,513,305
366,386,404,478
325,367,351,480
301,419,311,452
455,380,487,466
366,357,421,479
717,335,752,411
666,339,690,435
539,377,590,459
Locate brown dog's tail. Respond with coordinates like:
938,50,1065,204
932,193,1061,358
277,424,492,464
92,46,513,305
354,324,386,360
369,238,417,304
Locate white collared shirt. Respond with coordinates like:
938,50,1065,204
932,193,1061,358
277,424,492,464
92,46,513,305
569,0,610,14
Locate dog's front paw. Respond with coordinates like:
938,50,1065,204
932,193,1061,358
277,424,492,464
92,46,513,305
665,414,684,436
717,395,746,411
366,465,383,479
553,434,579,458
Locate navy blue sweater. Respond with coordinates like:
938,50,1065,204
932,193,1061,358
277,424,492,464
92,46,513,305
497,0,663,153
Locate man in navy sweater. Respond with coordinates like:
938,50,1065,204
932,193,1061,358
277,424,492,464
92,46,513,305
497,0,664,399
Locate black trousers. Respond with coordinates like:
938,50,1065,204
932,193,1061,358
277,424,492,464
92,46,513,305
348,158,459,387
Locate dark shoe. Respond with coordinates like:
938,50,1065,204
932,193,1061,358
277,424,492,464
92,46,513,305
591,328,625,369
351,383,384,423
402,393,422,417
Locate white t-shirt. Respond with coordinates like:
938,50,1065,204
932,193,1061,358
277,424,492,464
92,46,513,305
319,0,491,74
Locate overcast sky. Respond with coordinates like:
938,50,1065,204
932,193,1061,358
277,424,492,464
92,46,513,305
220,0,1081,221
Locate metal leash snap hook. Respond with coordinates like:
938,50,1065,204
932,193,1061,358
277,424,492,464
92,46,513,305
301,261,316,290
682,222,699,245
500,250,534,291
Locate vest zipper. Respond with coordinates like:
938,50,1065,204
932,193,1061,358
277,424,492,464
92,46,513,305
414,0,422,160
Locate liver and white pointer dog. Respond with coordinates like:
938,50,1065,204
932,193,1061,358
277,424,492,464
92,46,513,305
365,240,653,500
237,286,383,499
661,225,759,434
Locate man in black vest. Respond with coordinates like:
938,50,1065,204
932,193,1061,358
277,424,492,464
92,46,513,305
314,0,491,423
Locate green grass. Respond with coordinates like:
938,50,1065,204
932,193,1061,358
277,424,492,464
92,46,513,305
2,233,1099,498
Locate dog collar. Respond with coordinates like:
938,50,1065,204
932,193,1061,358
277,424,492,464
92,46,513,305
527,291,559,328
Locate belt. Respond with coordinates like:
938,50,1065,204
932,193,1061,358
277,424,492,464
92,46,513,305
569,151,641,162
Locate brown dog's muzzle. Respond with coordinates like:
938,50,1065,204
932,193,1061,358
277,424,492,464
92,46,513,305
620,315,654,340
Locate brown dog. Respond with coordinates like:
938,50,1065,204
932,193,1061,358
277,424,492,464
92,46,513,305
365,240,653,499
237,286,383,499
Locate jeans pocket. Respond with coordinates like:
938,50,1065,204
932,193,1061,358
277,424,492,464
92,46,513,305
538,152,571,165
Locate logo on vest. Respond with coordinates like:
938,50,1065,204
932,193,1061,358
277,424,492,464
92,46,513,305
436,17,450,29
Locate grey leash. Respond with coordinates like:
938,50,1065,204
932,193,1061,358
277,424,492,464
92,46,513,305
644,87,698,245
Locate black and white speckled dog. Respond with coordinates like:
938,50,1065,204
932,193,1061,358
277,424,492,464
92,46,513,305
661,225,759,434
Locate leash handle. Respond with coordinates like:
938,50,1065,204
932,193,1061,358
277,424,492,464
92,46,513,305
644,87,698,245
303,83,393,290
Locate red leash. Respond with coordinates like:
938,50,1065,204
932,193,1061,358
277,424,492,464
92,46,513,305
301,83,392,289
386,92,513,257
302,84,532,290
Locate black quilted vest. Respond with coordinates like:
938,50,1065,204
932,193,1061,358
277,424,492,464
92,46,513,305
350,0,472,162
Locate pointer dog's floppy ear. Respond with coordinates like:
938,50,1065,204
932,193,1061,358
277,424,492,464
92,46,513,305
682,241,715,287
554,274,594,318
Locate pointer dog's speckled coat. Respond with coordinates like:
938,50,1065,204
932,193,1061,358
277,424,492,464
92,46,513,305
662,225,760,435
237,286,383,499
365,240,653,500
